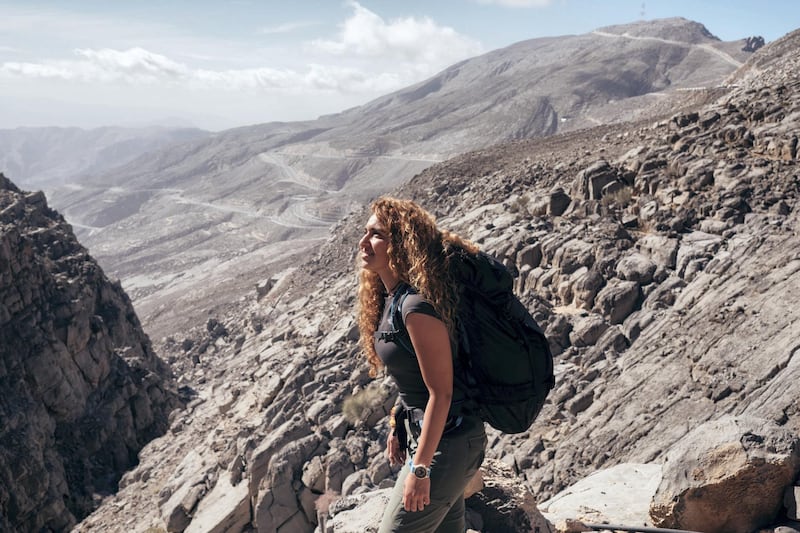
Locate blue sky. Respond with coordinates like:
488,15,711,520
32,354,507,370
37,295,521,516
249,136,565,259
1,0,797,131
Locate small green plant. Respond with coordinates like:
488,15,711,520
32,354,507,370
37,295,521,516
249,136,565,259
341,382,384,424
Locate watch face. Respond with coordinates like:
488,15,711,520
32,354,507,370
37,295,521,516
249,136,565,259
413,466,428,479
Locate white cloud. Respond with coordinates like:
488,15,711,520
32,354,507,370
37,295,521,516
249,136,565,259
0,2,484,97
76,48,189,81
0,46,404,95
311,1,482,66
1,47,189,84
0,2,487,129
258,21,320,35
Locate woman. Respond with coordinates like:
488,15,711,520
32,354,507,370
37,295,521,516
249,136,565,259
357,196,487,533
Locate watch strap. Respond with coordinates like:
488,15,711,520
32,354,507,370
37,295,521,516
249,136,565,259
408,460,431,479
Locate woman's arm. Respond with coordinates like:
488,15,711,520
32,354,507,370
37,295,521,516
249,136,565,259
402,311,453,511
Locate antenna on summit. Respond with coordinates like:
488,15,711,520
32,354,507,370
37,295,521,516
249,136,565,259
640,2,646,19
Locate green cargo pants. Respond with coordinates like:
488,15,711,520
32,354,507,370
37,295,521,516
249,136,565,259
379,415,486,533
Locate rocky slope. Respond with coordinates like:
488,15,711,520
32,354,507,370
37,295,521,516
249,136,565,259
0,175,181,531
41,18,757,341
74,27,800,533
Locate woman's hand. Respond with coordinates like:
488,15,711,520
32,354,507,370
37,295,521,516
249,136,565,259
386,429,406,466
402,472,431,512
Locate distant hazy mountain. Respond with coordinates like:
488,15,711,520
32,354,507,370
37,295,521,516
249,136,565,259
0,125,209,189
30,18,761,337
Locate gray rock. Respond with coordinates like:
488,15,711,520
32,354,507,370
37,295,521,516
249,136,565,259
575,160,619,200
571,268,605,309
325,447,358,494
465,459,552,533
569,314,609,348
518,242,544,270
549,187,572,216
650,416,800,533
635,234,679,270
593,279,641,324
324,490,390,533
566,389,594,415
675,230,722,280
553,239,596,275
541,463,662,526
616,253,657,285
302,456,326,494
341,470,369,498
184,474,249,533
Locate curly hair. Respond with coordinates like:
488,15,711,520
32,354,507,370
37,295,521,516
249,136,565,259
357,196,478,377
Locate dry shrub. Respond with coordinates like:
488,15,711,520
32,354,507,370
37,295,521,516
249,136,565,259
315,489,341,514
601,185,634,208
342,382,384,424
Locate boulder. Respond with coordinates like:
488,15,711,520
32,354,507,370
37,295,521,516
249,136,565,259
675,231,722,281
518,242,544,270
569,314,609,348
575,160,619,200
541,463,662,526
593,280,641,324
650,415,800,533
552,239,596,275
549,187,572,216
616,253,657,285
184,473,249,533
323,489,391,532
465,458,552,533
159,450,210,532
571,268,605,310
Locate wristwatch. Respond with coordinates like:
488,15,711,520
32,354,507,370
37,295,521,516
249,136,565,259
409,461,431,479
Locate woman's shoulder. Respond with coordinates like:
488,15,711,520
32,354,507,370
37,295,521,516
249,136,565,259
400,291,438,320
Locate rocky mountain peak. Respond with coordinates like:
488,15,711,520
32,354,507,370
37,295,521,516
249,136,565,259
596,17,719,43
0,172,20,193
0,174,181,531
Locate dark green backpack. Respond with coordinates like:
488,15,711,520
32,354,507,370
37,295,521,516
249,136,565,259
388,250,555,434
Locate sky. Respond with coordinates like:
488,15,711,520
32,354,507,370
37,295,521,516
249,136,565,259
1,0,797,132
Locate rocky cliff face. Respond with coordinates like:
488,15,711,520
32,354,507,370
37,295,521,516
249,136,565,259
74,28,800,533
0,175,181,531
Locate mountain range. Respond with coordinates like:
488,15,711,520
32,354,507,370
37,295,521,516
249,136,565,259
3,16,798,533
5,17,759,342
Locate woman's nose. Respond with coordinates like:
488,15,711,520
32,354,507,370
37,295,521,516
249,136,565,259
358,233,369,249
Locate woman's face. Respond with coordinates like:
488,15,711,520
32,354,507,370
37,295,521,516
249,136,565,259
359,213,391,274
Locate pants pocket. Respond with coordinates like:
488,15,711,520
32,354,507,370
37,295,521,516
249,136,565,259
465,433,486,476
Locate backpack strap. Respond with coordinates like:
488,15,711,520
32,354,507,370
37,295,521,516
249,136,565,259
381,283,417,357
381,283,415,355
